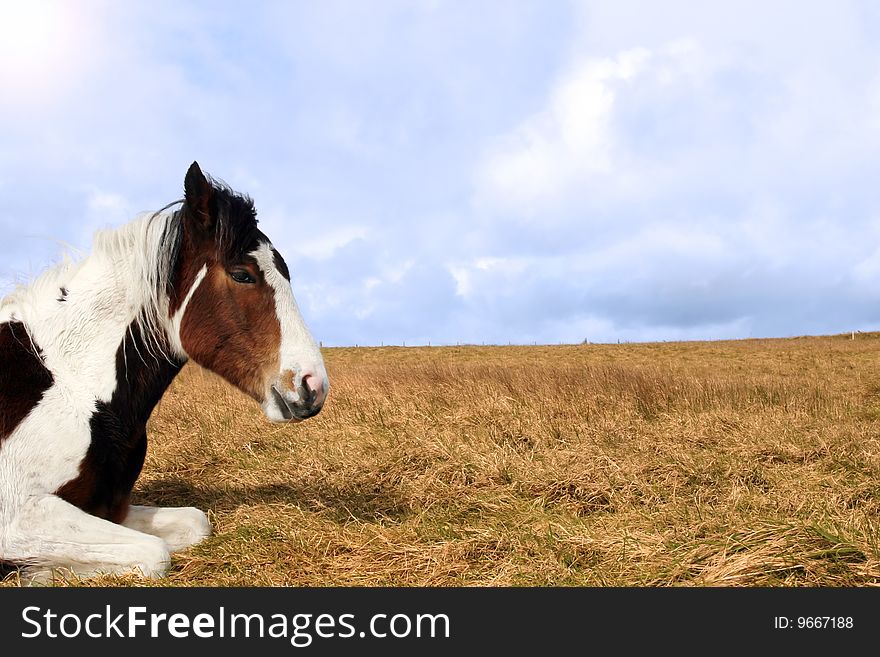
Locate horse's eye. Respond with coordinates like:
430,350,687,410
229,269,256,284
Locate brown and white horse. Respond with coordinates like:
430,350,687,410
0,162,328,581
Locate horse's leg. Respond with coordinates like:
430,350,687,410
121,505,211,552
7,495,171,582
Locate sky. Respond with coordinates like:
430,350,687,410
2,1,880,346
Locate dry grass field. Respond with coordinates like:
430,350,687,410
7,333,880,587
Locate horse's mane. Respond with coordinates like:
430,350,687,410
94,205,184,362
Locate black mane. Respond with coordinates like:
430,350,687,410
203,176,262,261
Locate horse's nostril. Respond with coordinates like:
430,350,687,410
302,374,323,407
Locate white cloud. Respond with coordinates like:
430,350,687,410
278,224,368,261
382,258,415,283
87,191,129,214
448,265,472,298
475,15,880,224
474,39,734,214
477,47,650,210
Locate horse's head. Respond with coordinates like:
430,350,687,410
168,161,328,422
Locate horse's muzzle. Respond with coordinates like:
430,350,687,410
264,372,328,423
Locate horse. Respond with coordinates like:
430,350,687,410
0,162,329,581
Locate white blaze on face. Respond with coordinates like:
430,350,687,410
251,242,328,421
168,264,208,358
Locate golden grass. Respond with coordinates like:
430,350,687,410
7,333,880,586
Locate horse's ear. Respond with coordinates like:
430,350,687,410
184,161,214,231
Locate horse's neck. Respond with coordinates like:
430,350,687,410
104,320,184,430
16,252,183,407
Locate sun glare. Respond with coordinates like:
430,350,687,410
0,0,74,93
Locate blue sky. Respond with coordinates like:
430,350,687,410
3,1,880,345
